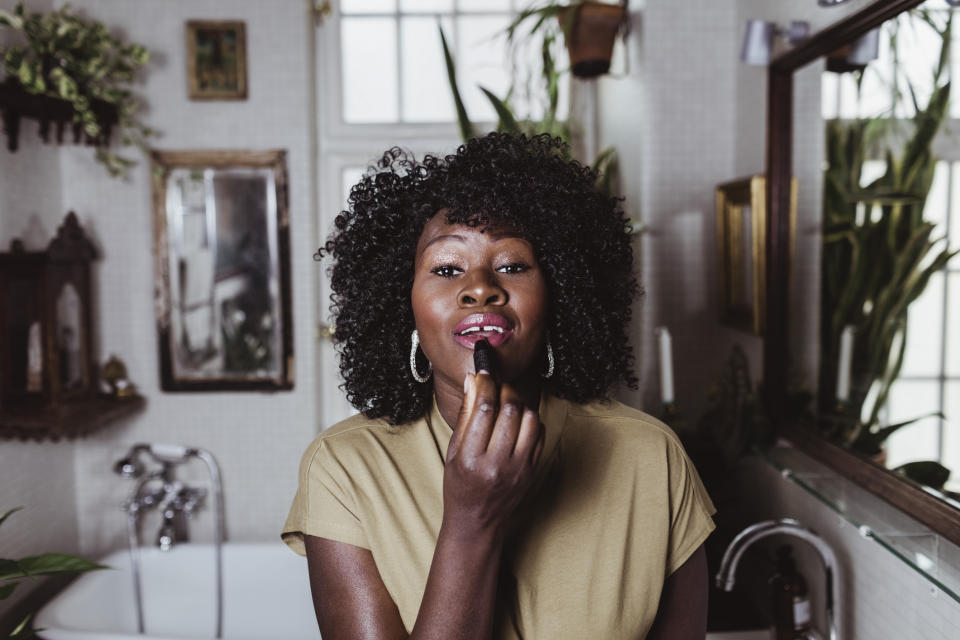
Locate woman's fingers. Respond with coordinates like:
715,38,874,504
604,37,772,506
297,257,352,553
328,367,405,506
456,371,499,459
513,408,542,462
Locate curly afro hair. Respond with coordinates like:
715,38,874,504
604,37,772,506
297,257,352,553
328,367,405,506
322,132,639,425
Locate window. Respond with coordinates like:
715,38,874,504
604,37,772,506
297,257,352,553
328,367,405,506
337,0,559,127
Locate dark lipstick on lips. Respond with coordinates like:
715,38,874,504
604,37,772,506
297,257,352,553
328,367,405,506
473,339,497,380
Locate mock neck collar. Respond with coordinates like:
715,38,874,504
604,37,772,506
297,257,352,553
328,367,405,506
427,392,568,468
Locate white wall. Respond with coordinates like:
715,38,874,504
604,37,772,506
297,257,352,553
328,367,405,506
0,0,80,628
58,0,320,555
0,0,321,574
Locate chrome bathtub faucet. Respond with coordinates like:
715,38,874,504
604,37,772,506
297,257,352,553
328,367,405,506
113,442,225,638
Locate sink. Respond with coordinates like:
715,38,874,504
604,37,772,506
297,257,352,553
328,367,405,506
706,631,769,640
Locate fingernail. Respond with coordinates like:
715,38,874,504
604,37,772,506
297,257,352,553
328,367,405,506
477,369,490,376
463,374,471,394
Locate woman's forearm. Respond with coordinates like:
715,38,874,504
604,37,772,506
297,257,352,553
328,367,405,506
409,519,504,640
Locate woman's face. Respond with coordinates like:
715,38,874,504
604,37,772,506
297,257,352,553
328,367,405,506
411,212,549,396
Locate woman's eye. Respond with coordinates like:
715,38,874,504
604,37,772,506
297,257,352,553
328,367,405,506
430,265,462,278
497,262,530,274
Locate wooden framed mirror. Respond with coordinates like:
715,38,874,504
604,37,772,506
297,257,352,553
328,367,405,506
764,0,960,544
150,149,294,391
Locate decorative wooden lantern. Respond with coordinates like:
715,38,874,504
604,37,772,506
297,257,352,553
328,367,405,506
0,212,97,410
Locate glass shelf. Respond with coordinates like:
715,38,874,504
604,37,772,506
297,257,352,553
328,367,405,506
756,442,960,605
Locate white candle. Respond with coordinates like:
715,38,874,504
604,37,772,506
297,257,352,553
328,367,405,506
837,325,854,403
657,327,675,405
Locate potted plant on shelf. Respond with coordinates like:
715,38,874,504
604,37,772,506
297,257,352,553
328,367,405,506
818,10,957,477
507,1,629,79
0,1,153,177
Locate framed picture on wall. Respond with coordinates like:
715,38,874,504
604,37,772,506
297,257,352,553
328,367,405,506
715,175,796,336
185,21,248,100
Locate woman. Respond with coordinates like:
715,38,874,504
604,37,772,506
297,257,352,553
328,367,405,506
283,133,715,639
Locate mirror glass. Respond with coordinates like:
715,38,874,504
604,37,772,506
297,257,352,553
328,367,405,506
792,0,959,502
151,150,293,391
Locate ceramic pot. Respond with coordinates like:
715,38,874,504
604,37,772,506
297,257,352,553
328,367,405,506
557,2,627,78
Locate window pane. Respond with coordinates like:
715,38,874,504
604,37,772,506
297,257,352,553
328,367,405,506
902,272,944,376
342,18,399,122
401,16,456,122
342,0,396,14
858,30,893,119
953,17,960,119
947,272,960,376
943,382,960,491
459,0,512,11
884,380,941,469
923,161,949,228
400,0,454,12
341,167,365,209
952,163,960,252
456,15,514,124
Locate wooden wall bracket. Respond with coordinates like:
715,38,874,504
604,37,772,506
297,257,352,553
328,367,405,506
0,78,118,152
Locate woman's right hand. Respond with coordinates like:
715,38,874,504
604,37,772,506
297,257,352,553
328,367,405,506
442,372,545,539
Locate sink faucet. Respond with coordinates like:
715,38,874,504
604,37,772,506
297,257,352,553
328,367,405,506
716,518,842,640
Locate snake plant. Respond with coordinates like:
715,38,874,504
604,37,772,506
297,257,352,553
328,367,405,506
0,1,153,177
819,10,959,457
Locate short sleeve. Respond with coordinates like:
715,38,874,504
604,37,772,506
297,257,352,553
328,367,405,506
664,437,716,576
281,437,370,555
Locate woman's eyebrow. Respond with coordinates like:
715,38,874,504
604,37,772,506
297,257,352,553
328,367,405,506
417,233,466,258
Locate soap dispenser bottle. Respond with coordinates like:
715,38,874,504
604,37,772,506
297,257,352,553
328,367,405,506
769,544,822,640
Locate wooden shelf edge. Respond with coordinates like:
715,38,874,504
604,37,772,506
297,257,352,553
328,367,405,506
0,394,146,441
779,419,960,545
0,78,118,151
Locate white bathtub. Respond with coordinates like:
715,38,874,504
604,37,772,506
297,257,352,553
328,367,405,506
34,543,320,640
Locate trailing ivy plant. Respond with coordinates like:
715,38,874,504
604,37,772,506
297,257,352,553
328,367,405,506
1,507,106,639
0,1,153,177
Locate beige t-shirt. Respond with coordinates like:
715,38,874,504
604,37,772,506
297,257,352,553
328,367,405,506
282,394,716,639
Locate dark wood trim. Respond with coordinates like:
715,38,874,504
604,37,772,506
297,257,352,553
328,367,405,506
770,0,926,74
764,0,960,547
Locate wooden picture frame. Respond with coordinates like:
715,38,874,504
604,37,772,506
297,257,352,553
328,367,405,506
185,21,248,100
716,176,788,335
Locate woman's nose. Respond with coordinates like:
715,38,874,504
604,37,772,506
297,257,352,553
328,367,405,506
458,271,506,307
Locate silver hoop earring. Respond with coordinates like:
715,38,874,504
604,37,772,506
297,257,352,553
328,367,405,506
410,329,432,383
542,340,555,379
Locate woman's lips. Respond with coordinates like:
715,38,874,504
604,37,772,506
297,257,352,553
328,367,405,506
453,313,514,349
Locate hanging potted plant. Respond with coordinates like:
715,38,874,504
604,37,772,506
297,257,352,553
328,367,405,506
507,1,629,79
0,1,153,177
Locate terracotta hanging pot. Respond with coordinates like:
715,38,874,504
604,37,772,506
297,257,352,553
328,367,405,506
557,2,628,78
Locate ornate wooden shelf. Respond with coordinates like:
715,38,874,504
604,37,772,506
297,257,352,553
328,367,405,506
0,78,118,152
0,393,145,441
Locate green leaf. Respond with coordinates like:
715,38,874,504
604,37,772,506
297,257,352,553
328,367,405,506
894,460,951,489
0,581,19,599
9,613,36,640
439,24,475,142
0,553,107,581
479,86,520,133
0,507,23,529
